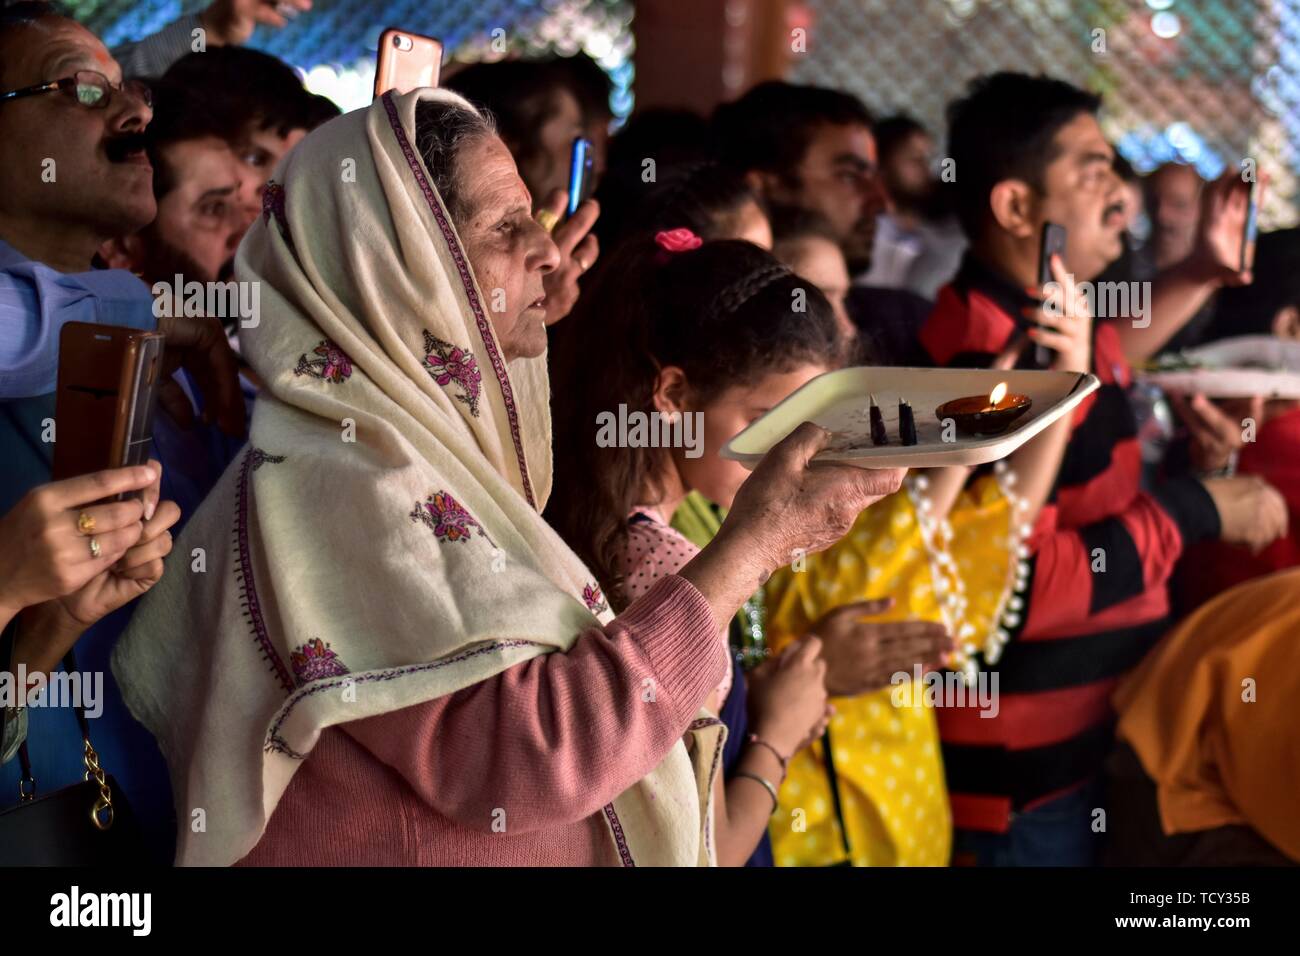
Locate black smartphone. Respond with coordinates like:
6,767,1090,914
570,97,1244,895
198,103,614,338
52,322,165,500
1035,222,1068,367
566,136,594,219
1240,179,1259,273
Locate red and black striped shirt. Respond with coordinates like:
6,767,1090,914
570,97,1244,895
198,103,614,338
919,255,1220,833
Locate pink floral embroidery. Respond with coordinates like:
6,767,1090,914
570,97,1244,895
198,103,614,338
289,637,350,685
295,340,353,383
582,583,608,614
381,93,537,510
409,490,495,547
422,330,482,416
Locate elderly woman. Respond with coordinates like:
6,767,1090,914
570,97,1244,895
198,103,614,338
112,89,902,866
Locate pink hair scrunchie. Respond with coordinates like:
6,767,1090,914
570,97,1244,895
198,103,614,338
654,228,703,254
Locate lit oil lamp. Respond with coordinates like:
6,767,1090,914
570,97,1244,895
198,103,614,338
935,381,1032,436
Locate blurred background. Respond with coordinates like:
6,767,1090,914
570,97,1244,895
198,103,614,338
73,0,1299,227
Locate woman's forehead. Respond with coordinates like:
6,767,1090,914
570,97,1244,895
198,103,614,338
458,135,532,218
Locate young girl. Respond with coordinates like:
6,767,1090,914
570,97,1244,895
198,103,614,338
547,232,845,865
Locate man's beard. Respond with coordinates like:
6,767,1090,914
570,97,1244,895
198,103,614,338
843,216,878,276
890,178,936,215
133,225,237,328
134,224,235,288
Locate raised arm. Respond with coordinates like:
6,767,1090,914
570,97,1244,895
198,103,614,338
1116,172,1253,364
344,423,905,834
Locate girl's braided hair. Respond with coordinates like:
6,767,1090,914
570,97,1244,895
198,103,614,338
700,261,793,327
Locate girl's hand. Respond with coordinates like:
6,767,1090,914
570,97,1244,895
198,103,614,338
746,635,830,757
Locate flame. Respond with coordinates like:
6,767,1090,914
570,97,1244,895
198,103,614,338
989,382,1008,406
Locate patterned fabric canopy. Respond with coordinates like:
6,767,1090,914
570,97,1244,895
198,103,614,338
72,0,634,115
792,0,1299,229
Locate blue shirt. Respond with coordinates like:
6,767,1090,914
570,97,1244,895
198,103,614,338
0,239,246,863
0,239,159,399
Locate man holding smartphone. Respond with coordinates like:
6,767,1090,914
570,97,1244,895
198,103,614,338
916,71,1287,867
0,4,244,435
0,3,244,863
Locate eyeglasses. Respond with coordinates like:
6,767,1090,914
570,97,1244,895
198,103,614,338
0,70,152,110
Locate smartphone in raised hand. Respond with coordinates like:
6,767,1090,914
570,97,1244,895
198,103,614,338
374,28,443,98
52,323,164,500
1035,221,1068,368
566,136,594,219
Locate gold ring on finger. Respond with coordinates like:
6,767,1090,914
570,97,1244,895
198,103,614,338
77,511,96,535
535,209,559,234
88,536,102,559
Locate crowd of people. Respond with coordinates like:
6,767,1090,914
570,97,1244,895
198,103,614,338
1,0,1296,867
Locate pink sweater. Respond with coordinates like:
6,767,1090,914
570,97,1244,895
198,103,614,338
237,575,726,866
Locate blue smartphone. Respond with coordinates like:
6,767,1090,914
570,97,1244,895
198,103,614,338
567,136,594,218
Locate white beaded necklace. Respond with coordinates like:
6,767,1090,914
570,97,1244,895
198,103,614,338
904,460,1033,683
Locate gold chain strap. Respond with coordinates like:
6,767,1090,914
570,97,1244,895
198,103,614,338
82,736,114,831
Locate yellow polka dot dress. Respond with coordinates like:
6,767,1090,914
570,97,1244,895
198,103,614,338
764,475,1016,867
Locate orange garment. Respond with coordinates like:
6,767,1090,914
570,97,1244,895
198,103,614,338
1113,568,1300,862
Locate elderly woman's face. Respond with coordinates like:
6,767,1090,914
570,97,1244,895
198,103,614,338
454,135,560,361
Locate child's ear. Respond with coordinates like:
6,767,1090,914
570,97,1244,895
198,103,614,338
1272,304,1300,341
652,366,690,416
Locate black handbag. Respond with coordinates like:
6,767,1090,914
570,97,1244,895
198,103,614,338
0,621,145,865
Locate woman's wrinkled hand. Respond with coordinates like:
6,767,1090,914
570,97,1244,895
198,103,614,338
722,421,906,578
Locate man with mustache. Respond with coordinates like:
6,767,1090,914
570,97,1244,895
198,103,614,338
0,2,241,862
917,72,1286,867
99,75,261,381
0,3,243,434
